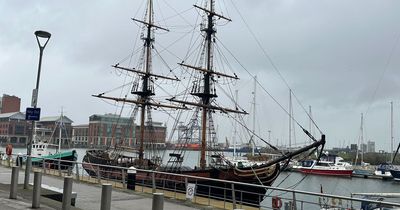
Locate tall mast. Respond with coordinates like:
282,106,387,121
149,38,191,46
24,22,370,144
169,0,242,169
233,90,238,157
391,101,394,163
58,108,63,153
137,0,154,163
361,113,364,164
199,0,215,169
251,76,257,156
309,105,312,143
92,0,185,167
289,89,292,152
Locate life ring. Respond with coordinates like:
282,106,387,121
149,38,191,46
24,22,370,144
272,196,282,209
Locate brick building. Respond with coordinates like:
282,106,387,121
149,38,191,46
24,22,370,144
135,122,167,148
0,94,21,114
38,115,73,147
72,124,89,147
88,114,135,147
0,112,30,146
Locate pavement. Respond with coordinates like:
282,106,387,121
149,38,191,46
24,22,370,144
0,166,202,210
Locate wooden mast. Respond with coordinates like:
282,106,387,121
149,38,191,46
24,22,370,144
93,0,180,166
199,0,214,169
176,0,236,169
138,0,153,163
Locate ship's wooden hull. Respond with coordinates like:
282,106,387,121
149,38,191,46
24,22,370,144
82,149,280,206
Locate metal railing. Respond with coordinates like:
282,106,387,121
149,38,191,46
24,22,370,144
2,153,400,210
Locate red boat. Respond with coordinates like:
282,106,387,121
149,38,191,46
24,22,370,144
298,160,353,176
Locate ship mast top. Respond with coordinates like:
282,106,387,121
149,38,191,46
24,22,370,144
94,0,184,166
170,0,245,170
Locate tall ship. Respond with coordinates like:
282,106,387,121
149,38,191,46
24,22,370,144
82,0,326,206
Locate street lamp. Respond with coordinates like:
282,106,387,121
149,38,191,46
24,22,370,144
24,30,51,189
28,30,51,153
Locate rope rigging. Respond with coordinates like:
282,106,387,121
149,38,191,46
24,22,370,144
228,0,323,136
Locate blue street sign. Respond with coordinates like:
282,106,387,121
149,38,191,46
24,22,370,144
25,108,41,121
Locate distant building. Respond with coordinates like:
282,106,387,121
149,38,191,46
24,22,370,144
88,114,135,147
38,115,73,147
135,121,167,148
72,124,89,146
360,143,367,153
0,112,30,145
350,144,358,151
0,94,21,114
367,141,375,153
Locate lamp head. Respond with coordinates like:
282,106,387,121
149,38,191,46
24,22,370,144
34,30,51,39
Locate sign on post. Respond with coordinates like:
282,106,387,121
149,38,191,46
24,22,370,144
31,89,38,107
25,108,41,121
186,183,196,200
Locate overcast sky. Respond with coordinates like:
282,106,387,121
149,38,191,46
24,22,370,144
1,0,400,152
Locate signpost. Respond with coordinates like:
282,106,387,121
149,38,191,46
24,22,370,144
25,108,41,121
186,183,196,200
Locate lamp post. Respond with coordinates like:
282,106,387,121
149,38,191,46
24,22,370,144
24,30,51,189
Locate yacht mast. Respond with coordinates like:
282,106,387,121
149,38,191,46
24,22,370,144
361,113,364,164
289,89,292,152
391,101,394,163
58,108,63,153
251,76,257,156
308,105,312,143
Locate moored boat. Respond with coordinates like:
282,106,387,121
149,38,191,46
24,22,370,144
31,111,77,170
299,160,353,176
374,162,393,179
390,168,400,181
389,141,400,180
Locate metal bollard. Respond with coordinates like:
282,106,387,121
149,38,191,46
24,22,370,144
24,156,32,189
127,167,136,190
16,155,23,167
100,183,112,210
32,171,42,208
152,193,164,210
9,166,19,199
62,176,73,210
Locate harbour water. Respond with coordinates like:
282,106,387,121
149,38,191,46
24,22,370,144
3,146,400,208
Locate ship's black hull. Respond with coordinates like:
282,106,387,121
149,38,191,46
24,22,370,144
82,149,280,206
